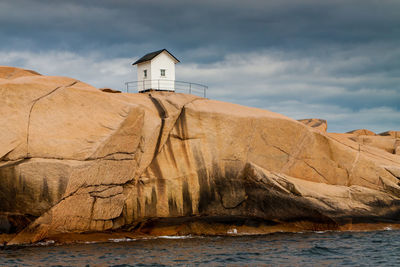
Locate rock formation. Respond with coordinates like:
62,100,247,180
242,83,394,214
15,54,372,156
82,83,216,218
347,129,376,136
298,118,327,132
1,66,400,245
380,131,400,139
100,88,122,93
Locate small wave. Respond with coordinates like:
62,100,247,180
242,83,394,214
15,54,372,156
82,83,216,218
157,235,193,239
83,241,98,244
384,226,392,231
306,245,338,256
227,228,238,234
35,240,55,246
108,238,136,242
108,235,196,242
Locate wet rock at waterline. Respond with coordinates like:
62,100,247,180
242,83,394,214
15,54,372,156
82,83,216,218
1,66,400,245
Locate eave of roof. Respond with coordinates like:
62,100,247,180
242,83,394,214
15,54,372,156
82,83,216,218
132,49,180,65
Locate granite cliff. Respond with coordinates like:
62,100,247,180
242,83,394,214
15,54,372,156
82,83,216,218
1,66,400,245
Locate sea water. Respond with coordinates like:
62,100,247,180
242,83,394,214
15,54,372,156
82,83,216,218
1,230,400,266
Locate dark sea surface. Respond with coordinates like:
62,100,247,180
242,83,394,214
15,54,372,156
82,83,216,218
1,230,400,266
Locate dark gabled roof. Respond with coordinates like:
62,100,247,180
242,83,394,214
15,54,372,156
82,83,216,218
132,49,180,65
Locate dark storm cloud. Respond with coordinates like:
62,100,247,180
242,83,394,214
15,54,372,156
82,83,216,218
0,0,399,132
2,0,400,58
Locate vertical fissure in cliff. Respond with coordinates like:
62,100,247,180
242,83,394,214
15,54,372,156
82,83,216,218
148,94,167,159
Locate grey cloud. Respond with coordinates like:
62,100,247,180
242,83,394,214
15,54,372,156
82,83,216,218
0,0,399,133
1,0,400,57
176,47,400,132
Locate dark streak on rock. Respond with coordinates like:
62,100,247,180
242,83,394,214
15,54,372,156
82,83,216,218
192,147,215,213
149,158,166,199
214,162,247,210
40,177,51,203
182,181,193,216
145,187,157,217
57,175,68,201
168,197,179,217
136,198,141,218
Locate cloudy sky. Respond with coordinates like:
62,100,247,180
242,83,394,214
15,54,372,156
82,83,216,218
1,0,399,133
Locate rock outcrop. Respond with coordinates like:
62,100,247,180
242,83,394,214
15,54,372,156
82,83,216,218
380,131,400,139
329,132,400,155
298,118,327,132
100,88,122,93
347,129,376,136
1,66,400,245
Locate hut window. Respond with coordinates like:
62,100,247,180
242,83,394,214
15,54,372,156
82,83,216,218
160,69,166,77
143,70,147,78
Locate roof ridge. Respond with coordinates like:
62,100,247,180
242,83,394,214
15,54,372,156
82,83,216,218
132,49,180,65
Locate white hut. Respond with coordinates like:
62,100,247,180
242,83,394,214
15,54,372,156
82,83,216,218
132,49,180,92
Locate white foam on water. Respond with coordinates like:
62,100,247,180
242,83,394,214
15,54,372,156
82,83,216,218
227,228,238,234
36,240,55,246
157,235,193,239
384,226,392,231
83,241,98,244
109,238,137,242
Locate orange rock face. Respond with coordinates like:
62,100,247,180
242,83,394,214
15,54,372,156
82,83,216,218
1,66,400,245
0,66,41,80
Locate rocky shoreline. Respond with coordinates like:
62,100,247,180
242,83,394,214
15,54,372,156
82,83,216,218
2,221,400,247
1,66,399,246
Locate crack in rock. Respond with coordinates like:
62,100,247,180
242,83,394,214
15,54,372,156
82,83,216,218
26,81,79,157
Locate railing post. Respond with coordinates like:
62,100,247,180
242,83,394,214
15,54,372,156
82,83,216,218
189,83,192,94
204,87,207,98
158,79,160,90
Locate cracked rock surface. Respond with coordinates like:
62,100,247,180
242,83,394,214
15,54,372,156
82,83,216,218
1,66,400,245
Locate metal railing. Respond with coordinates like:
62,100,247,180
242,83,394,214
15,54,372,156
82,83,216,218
125,79,208,98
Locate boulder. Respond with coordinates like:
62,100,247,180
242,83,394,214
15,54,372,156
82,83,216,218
1,66,400,245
